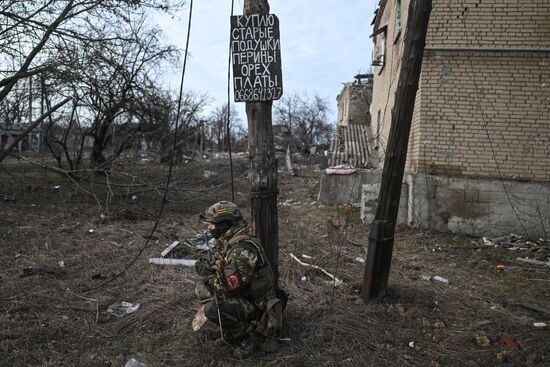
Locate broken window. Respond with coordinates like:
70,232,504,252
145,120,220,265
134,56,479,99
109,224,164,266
371,26,387,67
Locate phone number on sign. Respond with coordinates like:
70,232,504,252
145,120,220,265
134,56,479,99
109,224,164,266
234,87,282,102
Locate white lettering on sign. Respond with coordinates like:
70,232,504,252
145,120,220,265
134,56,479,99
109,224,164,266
231,14,283,102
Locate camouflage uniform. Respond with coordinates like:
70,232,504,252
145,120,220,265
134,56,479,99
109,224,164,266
193,202,281,347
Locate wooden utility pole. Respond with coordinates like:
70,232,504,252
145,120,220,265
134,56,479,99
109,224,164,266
361,0,432,302
243,0,279,286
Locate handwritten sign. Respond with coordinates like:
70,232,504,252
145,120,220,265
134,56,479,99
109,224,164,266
231,14,283,102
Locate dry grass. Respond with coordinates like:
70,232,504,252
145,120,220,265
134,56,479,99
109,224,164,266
1,158,549,366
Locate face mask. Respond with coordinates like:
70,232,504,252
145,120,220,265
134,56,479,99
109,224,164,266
210,221,232,239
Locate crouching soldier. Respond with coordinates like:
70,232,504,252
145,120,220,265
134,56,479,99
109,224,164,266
192,201,283,358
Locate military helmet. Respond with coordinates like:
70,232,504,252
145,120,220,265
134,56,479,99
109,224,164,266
203,201,243,224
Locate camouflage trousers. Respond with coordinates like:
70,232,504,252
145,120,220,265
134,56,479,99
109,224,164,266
203,296,259,341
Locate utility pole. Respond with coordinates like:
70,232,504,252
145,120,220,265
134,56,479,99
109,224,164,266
242,0,279,286
361,0,432,302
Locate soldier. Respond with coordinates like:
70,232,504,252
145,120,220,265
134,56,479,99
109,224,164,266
192,201,282,358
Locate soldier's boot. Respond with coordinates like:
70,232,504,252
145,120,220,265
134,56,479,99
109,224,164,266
232,335,262,359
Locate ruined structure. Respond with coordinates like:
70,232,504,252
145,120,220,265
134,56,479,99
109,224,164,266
364,0,550,237
328,74,373,168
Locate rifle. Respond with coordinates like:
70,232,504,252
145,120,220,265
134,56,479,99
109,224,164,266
205,232,225,342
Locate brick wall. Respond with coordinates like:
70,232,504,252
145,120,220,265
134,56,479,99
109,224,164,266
371,0,550,182
409,51,550,181
427,0,550,48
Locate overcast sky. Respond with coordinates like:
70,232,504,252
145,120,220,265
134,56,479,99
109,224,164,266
153,1,376,122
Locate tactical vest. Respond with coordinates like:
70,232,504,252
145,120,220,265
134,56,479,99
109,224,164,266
227,234,275,303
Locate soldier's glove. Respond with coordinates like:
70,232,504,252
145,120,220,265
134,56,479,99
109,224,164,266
195,258,214,277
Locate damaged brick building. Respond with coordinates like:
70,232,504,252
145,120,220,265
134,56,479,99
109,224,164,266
365,0,550,237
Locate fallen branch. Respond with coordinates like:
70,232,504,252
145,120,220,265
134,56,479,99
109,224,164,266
289,252,343,285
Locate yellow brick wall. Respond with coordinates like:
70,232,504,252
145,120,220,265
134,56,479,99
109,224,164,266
371,0,550,181
411,51,550,181
427,0,550,48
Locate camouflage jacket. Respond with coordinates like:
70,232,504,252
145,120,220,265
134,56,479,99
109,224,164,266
200,223,275,305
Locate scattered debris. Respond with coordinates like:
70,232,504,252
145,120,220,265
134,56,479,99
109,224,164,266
433,276,449,284
107,301,140,317
325,165,357,175
203,170,218,178
495,264,505,270
301,276,307,282
91,273,105,280
124,357,147,367
533,322,547,328
498,335,519,349
289,253,343,286
58,261,65,268
301,254,312,260
53,185,61,190
475,335,491,348
88,229,95,234
422,275,449,284
161,240,181,258
355,257,365,263
131,195,138,200
3,193,16,201
408,341,415,348
148,258,197,266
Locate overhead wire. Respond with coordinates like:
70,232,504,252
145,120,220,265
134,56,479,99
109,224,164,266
82,0,196,292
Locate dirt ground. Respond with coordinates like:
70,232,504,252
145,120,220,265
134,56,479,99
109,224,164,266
1,157,549,366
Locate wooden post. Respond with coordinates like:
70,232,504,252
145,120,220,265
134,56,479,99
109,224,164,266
361,0,432,302
243,0,279,286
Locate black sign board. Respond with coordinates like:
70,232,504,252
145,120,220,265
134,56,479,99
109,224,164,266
231,14,283,102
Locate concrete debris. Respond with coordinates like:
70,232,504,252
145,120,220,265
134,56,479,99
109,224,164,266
149,258,197,266
422,275,449,284
124,357,147,367
280,198,301,206
107,301,139,317
289,252,343,286
107,301,140,317
433,276,449,284
203,170,218,178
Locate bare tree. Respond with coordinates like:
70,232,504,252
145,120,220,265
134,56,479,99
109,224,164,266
274,92,333,155
205,103,242,153
0,0,185,164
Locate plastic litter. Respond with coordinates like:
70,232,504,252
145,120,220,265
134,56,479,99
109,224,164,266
107,301,140,317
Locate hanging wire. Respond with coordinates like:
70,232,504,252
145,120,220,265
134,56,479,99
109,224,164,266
82,0,195,292
226,0,236,203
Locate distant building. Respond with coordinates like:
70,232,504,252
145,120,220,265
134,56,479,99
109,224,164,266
329,75,373,167
364,0,550,237
0,123,41,153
